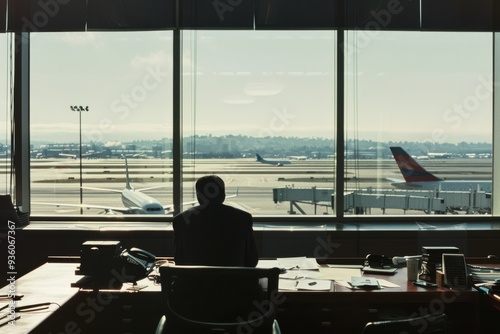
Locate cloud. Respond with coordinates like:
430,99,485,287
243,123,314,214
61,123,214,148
131,51,171,69
244,82,285,96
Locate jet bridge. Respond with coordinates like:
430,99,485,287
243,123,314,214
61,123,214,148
272,186,333,214
273,186,491,214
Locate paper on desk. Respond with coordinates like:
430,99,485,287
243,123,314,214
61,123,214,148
257,257,319,270
279,279,299,290
278,257,319,270
335,278,400,289
280,268,361,282
278,278,332,291
377,279,400,288
295,279,332,291
257,259,281,268
317,267,362,281
280,270,323,280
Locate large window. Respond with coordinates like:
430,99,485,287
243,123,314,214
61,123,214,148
345,31,493,215
182,30,336,216
25,29,496,219
30,31,173,216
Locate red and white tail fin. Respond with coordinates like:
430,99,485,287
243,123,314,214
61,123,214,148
390,147,441,182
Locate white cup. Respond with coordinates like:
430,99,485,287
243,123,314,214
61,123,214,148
406,258,420,281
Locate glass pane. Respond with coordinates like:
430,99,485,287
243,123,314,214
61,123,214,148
30,31,173,216
0,34,11,196
345,31,493,215
494,32,500,216
182,30,336,216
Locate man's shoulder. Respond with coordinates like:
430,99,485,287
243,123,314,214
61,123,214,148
173,206,202,223
222,204,251,215
173,204,252,223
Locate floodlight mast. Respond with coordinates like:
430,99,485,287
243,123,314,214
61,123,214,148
70,105,89,214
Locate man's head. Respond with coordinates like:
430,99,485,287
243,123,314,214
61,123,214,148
195,175,225,206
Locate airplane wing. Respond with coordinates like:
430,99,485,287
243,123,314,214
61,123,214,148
163,200,199,214
81,186,123,193
35,189,239,215
35,199,221,215
136,185,168,192
32,202,140,214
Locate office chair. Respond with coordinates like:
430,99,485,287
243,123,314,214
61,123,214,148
362,313,446,334
156,265,282,334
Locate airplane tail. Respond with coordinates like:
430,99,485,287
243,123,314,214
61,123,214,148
256,153,264,162
124,157,133,190
390,147,441,182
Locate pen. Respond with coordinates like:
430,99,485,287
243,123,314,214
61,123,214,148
0,294,24,301
0,315,20,327
15,302,51,311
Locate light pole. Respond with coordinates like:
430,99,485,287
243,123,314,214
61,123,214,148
70,105,89,214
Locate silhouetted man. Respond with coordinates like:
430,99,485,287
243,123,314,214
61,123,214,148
173,175,259,267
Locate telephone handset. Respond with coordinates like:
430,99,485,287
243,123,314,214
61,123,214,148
120,247,156,282
442,253,467,289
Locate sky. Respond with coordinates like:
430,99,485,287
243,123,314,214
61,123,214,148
0,30,495,146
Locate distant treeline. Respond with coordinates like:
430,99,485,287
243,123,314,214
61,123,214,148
27,136,491,159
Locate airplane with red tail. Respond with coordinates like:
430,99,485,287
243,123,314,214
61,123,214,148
388,146,491,193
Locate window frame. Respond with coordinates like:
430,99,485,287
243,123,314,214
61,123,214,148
8,26,498,226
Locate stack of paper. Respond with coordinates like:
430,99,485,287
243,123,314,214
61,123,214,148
270,257,361,290
295,279,332,291
348,276,381,289
259,257,400,291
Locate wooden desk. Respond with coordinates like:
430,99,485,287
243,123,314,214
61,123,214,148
477,291,500,333
0,261,161,334
0,263,80,334
0,261,490,334
279,267,480,334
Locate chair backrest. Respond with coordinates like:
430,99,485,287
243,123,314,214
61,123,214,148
159,265,281,334
362,313,447,334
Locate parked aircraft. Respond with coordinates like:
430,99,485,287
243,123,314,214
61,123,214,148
34,158,236,214
388,146,492,193
288,155,307,160
427,152,453,159
59,150,109,159
255,153,291,166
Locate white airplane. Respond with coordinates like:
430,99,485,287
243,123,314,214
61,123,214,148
58,150,108,159
427,152,453,159
35,158,237,215
288,155,307,160
255,153,291,166
388,146,492,193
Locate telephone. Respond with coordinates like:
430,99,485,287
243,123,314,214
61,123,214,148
365,254,393,268
442,253,467,289
120,247,156,283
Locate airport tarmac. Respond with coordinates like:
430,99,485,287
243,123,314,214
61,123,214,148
26,157,492,216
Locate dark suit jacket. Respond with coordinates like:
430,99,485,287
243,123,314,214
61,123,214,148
173,203,259,267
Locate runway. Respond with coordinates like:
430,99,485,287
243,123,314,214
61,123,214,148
28,157,492,216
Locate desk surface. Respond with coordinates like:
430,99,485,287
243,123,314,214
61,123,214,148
0,263,80,334
0,261,494,333
0,262,161,333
